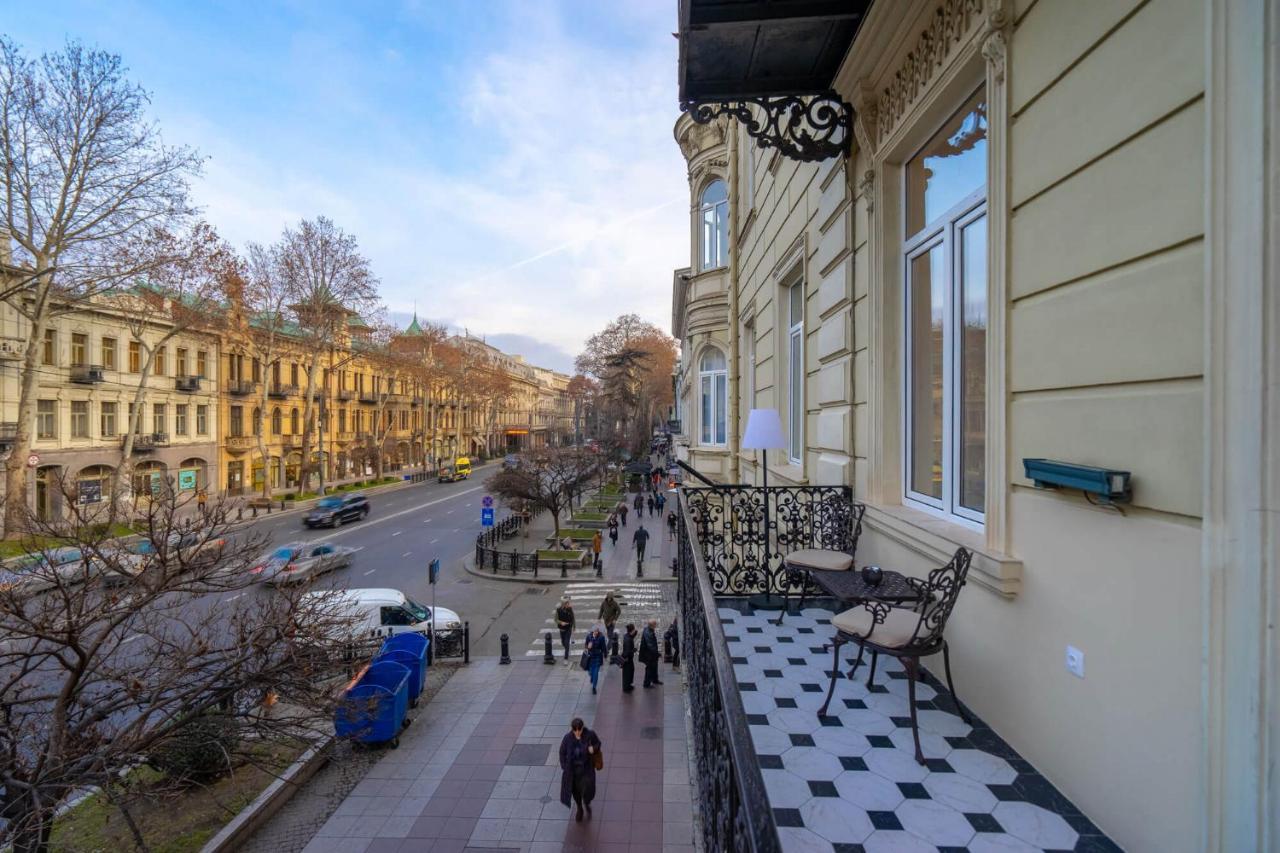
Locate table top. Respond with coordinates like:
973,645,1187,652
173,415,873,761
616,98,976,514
808,566,921,604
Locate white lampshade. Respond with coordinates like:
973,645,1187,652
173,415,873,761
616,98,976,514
742,408,786,451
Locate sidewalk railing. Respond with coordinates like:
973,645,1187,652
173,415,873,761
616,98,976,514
676,491,782,852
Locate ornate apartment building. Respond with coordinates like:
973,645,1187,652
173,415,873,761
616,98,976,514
0,287,220,520
670,0,1278,850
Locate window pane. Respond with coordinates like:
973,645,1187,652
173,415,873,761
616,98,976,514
790,282,803,328
699,348,725,371
789,330,803,460
714,373,727,444
959,215,987,512
909,244,945,499
700,375,712,444
906,89,987,236
715,202,728,267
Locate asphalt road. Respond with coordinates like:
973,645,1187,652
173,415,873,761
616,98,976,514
227,463,574,658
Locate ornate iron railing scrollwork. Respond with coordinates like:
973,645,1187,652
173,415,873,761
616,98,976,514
681,92,852,163
682,485,855,595
677,494,783,853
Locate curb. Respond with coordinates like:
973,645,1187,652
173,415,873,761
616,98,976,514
461,556,676,584
199,735,334,853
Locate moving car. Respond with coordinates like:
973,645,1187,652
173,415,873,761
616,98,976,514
304,494,370,528
250,541,356,585
108,532,227,581
439,457,472,482
305,587,461,640
502,454,520,470
0,547,103,594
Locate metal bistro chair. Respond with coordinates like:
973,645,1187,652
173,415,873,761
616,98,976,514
817,547,973,765
774,501,867,624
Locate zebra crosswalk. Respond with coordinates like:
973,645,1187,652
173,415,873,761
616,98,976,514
523,581,674,657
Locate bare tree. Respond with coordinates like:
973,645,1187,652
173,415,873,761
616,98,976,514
275,218,379,493
239,244,293,500
390,318,449,474
115,222,237,505
486,448,599,536
0,484,355,853
0,39,202,536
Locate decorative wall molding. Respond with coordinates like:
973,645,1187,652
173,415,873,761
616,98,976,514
857,170,876,213
980,1,1011,84
683,94,852,163
870,0,985,150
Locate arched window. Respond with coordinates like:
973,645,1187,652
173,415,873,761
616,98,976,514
290,408,300,434
699,179,728,271
252,407,262,436
271,407,282,435
699,348,727,446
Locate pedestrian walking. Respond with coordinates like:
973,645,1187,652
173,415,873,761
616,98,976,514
633,524,650,566
633,493,644,517
555,596,576,661
585,626,608,694
620,623,637,693
656,492,666,514
597,591,621,633
646,494,656,516
196,488,208,515
559,718,602,822
591,530,603,571
618,502,629,527
608,517,619,546
667,511,677,541
640,619,662,687
665,617,681,669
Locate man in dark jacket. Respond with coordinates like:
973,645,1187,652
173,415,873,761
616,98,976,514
621,623,637,693
555,596,575,661
640,619,662,687
633,524,650,566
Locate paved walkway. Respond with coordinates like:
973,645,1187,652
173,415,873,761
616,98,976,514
301,655,693,853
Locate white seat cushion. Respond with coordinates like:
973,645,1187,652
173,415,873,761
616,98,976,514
784,549,854,571
832,605,921,648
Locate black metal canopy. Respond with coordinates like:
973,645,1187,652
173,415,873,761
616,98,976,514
677,0,873,162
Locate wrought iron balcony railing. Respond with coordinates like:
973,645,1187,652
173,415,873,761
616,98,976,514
175,374,201,392
70,364,106,384
676,492,783,852
681,483,856,595
268,383,298,399
226,379,257,396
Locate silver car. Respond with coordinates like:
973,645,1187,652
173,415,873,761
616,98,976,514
252,541,355,586
0,547,103,594
108,532,228,582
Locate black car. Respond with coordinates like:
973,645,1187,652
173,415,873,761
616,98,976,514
304,494,370,528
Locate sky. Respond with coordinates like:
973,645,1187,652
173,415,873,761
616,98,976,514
2,0,690,374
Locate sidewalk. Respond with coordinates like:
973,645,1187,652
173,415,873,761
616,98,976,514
299,654,695,853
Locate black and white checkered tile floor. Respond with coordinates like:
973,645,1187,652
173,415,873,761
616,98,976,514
720,602,1119,853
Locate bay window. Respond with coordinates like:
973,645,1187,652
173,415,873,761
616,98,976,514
698,348,727,446
699,180,728,270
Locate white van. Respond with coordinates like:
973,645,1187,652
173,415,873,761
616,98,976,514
305,587,462,640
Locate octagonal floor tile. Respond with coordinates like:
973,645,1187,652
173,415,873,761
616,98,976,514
833,770,906,812
895,799,977,847
948,749,1018,785
760,768,812,809
781,745,845,781
923,771,999,813
993,801,1081,850
801,796,875,844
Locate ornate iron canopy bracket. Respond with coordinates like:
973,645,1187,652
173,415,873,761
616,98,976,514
681,92,852,163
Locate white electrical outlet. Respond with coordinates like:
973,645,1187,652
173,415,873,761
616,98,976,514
1065,645,1085,678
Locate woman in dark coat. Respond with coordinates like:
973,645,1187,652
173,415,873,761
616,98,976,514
559,717,602,822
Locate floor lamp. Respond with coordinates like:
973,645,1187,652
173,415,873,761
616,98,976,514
741,409,786,610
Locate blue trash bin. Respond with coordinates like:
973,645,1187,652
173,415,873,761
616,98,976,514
376,649,424,706
381,632,429,697
334,660,411,747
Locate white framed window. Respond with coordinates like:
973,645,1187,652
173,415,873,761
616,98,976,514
744,321,756,410
699,179,728,271
903,87,988,526
786,280,804,463
742,133,755,213
698,348,727,446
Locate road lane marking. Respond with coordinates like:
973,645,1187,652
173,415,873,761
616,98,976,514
122,634,145,644
363,569,377,576
402,552,412,557
430,538,439,544
227,592,245,602
391,531,402,537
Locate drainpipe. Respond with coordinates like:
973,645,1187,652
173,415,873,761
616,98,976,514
727,124,742,483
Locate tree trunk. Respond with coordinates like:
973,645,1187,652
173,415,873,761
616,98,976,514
3,312,45,537
116,347,158,513
300,351,323,493
256,380,272,499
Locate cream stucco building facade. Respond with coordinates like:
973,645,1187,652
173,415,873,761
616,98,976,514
671,1,1278,850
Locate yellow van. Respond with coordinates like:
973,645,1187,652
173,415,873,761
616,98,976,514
454,457,472,479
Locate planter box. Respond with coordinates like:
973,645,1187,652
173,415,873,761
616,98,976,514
536,549,589,567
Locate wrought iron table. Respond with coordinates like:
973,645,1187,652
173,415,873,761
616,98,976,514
807,566,923,606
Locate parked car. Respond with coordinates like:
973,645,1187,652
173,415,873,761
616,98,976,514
108,532,227,581
251,541,355,585
502,454,520,470
304,494,370,528
0,547,103,594
305,587,461,640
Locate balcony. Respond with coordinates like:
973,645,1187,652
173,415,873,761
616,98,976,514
675,485,1114,852
69,364,106,384
0,422,17,450
226,379,257,396
175,374,201,392
358,392,378,404
268,383,298,399
225,435,255,453
281,434,302,448
0,337,23,360
126,433,169,452
337,389,355,402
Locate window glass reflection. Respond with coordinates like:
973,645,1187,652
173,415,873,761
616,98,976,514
906,90,987,237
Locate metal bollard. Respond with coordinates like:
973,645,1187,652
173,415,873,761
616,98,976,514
544,632,556,665
500,633,511,665
637,553,644,578
595,558,602,579
560,560,568,579
463,622,470,665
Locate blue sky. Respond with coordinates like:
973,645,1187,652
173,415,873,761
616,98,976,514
2,0,689,372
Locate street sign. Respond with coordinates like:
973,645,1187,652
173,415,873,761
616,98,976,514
481,507,495,527
482,495,494,508
428,558,440,585
26,453,39,468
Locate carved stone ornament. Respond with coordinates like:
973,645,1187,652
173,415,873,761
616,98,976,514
981,2,1011,83
858,170,875,212
872,0,985,148
681,93,852,163
677,117,729,163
